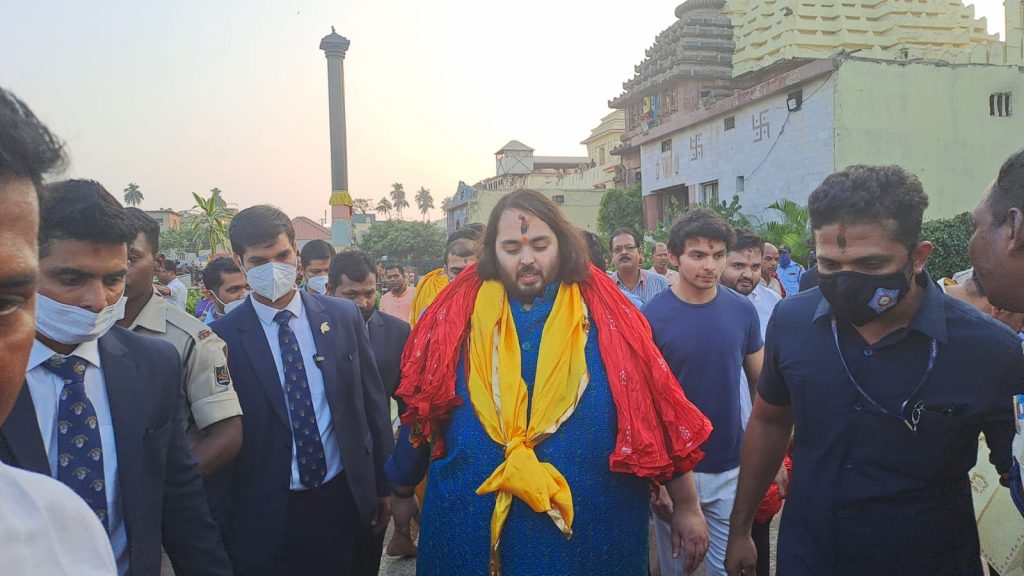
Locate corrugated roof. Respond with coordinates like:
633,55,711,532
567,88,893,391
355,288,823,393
291,216,331,241
495,140,535,154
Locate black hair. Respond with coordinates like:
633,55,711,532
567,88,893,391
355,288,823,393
0,87,65,189
229,205,295,257
986,149,1024,225
328,249,377,286
667,208,735,256
445,238,477,260
732,229,764,254
161,258,178,273
580,229,607,271
202,256,241,293
40,180,133,257
447,223,484,245
300,239,336,267
125,207,161,255
608,227,640,252
383,263,404,274
808,165,929,249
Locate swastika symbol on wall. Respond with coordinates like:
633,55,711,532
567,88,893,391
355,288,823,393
690,134,703,160
753,110,770,143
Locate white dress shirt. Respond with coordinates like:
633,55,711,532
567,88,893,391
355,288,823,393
165,277,188,311
250,292,343,490
25,338,130,576
0,461,117,575
739,283,783,428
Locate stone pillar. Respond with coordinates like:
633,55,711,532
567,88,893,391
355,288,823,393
320,28,354,248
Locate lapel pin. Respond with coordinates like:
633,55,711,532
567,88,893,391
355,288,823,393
320,321,330,335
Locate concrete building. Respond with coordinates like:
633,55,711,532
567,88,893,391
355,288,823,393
320,27,355,248
352,213,377,245
613,0,1024,227
446,113,625,234
144,209,182,232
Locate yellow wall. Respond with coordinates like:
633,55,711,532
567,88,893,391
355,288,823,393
834,59,1024,218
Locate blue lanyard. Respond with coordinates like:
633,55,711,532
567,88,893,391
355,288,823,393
830,318,938,435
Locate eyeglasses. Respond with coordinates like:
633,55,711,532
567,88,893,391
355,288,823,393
612,245,638,255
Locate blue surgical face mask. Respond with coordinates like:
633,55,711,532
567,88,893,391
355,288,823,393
306,275,329,295
779,253,792,267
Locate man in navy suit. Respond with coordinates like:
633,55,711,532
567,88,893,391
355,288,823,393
1,179,231,575
326,249,412,572
211,206,393,575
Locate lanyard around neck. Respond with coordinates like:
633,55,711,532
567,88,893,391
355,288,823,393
830,318,938,434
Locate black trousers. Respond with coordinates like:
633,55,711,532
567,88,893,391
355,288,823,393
272,472,361,576
351,524,386,576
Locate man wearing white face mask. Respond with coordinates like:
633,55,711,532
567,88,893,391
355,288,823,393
299,239,335,296
201,256,250,324
209,205,393,575
1,180,232,576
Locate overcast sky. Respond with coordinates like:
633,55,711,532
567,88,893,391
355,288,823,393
2,0,1008,223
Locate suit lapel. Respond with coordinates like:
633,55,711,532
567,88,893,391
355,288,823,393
99,331,145,516
238,299,290,427
302,292,343,411
0,385,50,473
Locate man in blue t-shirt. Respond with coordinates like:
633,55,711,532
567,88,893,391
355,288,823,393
643,209,764,576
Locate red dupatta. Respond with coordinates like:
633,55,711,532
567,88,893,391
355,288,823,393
396,264,712,482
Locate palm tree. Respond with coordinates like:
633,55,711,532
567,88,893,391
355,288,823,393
353,198,373,215
758,199,811,265
375,197,393,220
123,183,144,207
441,196,452,211
389,183,409,220
415,187,434,221
185,191,233,255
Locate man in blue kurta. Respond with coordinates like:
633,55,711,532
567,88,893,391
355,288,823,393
386,190,715,575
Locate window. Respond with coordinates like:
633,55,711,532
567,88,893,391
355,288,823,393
724,116,736,131
698,181,719,204
598,146,606,166
552,195,565,205
661,139,673,153
990,93,1013,117
736,175,745,193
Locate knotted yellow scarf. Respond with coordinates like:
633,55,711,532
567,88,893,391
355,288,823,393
409,268,450,328
467,280,590,575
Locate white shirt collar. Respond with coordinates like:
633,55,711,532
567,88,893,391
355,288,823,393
27,338,102,372
250,290,304,328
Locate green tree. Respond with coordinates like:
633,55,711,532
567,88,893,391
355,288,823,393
353,198,373,215
158,227,195,255
185,191,233,254
756,199,811,266
921,212,973,280
597,185,644,239
389,183,409,220
375,197,393,220
415,186,435,221
123,182,144,207
359,220,445,261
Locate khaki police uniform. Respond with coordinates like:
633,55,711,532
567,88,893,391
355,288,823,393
127,291,242,445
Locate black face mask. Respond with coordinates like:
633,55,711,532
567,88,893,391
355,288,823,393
818,264,912,327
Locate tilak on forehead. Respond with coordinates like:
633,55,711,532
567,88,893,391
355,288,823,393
517,212,530,235
837,223,848,250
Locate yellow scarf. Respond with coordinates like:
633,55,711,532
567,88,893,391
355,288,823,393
409,268,449,328
467,281,590,575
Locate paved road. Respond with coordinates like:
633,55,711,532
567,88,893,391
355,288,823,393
377,516,781,575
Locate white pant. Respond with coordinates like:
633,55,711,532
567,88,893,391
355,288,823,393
654,467,739,576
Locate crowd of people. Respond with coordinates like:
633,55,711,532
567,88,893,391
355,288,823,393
1,83,1023,576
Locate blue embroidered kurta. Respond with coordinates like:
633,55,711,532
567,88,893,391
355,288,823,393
411,283,650,575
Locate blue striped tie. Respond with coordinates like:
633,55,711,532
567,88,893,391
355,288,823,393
274,310,327,488
43,354,108,530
